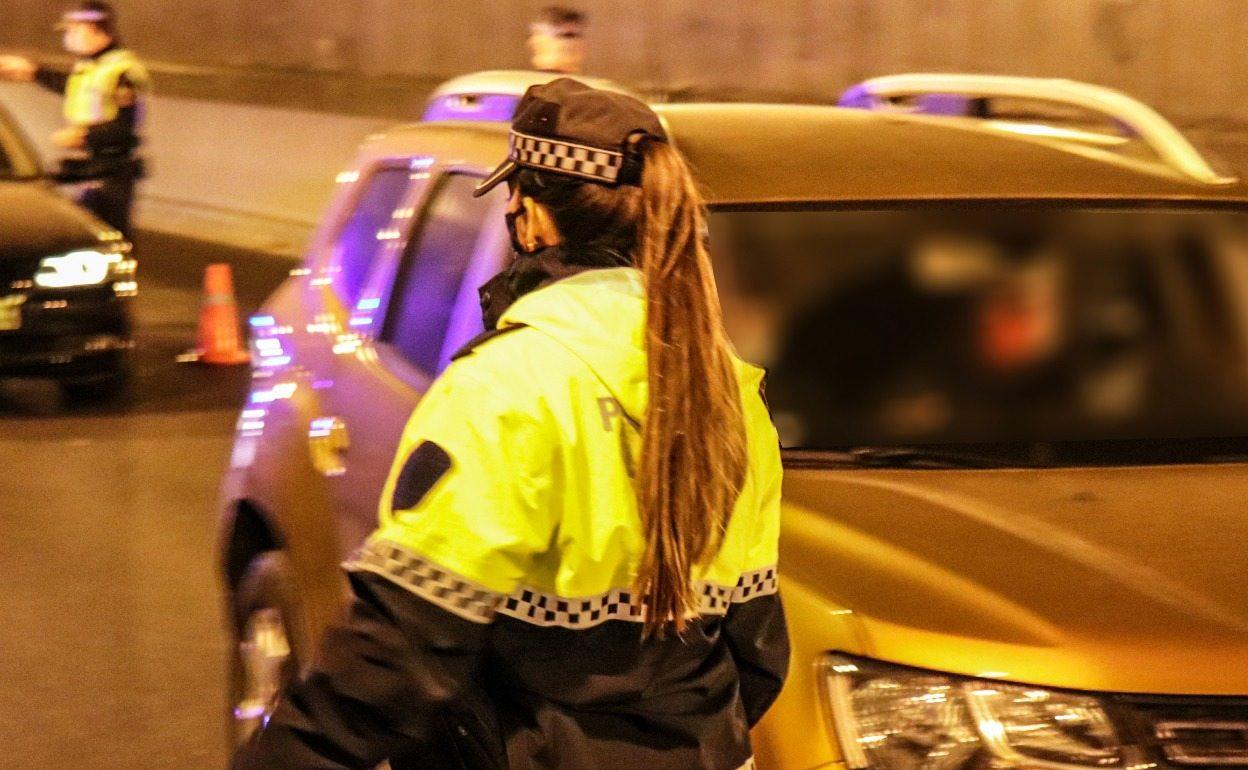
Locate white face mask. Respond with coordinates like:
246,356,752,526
62,24,104,56
527,27,584,74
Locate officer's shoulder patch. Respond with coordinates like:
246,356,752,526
450,323,528,362
391,441,453,511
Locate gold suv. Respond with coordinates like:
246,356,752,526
219,72,1248,769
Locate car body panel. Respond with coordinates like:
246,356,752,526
0,181,112,260
780,463,1248,694
0,102,43,179
658,104,1248,204
222,273,351,637
233,377,346,638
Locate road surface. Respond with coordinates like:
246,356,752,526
0,232,289,769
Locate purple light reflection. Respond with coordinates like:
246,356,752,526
421,94,521,122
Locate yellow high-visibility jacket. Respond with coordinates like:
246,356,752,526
369,266,782,614
237,266,788,770
64,48,149,126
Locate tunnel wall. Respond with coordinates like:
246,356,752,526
3,0,1246,256
3,0,1246,125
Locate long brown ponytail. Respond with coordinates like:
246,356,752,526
514,140,748,636
633,141,747,636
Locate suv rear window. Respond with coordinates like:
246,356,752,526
382,173,496,374
327,165,414,303
710,205,1248,465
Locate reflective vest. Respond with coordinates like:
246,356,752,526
355,267,783,614
64,48,150,126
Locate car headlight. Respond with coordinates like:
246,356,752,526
34,249,128,289
823,655,1126,770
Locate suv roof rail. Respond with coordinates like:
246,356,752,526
422,70,642,123
838,73,1235,185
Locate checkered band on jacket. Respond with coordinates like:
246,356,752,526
509,131,625,183
732,566,778,603
346,541,502,623
347,540,779,630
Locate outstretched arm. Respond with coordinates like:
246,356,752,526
0,55,48,86
33,66,69,93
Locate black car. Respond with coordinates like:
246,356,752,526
0,102,135,399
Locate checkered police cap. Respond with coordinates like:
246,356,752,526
474,78,667,197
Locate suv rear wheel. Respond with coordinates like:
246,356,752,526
230,551,307,747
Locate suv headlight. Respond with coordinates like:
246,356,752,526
823,655,1126,770
34,248,132,289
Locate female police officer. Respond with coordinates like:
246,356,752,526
232,79,788,770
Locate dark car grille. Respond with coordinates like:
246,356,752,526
0,258,40,288
1115,695,1248,767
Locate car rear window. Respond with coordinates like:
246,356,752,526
327,165,415,304
382,173,496,374
709,204,1248,465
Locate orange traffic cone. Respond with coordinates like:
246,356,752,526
183,263,250,365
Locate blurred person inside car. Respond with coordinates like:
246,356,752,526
232,79,787,770
709,206,1248,460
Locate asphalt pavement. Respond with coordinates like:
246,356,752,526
0,232,290,770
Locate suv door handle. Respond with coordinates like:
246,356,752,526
309,416,349,477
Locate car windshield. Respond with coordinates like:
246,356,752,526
709,204,1248,465
0,108,41,179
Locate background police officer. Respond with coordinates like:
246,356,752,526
0,1,150,238
527,5,587,74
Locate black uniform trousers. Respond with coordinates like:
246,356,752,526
75,170,138,239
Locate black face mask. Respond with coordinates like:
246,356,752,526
505,208,533,255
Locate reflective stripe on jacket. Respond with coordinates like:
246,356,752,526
233,266,789,770
64,48,149,126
